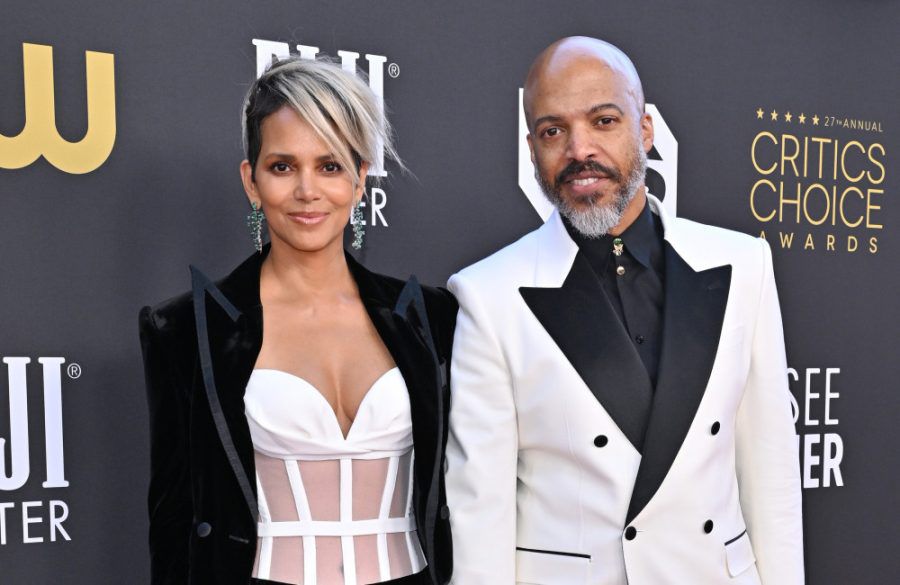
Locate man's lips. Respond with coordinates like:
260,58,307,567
563,173,612,195
287,211,328,225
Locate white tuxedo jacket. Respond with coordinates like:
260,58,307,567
446,195,804,585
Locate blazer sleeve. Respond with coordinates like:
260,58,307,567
734,239,805,585
139,306,192,584
445,272,518,584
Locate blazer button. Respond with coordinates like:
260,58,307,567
440,505,450,520
196,522,212,538
704,520,714,534
593,435,608,448
711,421,721,435
624,526,637,540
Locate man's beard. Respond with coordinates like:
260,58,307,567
536,144,647,238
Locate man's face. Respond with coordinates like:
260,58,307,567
526,56,653,237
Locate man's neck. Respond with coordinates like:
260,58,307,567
608,187,647,236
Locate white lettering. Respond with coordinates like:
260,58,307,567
0,502,12,545
49,500,70,542
804,367,821,425
21,501,43,544
370,187,388,226
824,367,840,425
1,358,31,491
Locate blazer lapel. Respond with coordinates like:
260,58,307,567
519,212,653,452
347,255,444,585
190,249,266,521
625,238,732,524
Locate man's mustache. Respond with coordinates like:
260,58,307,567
555,159,621,188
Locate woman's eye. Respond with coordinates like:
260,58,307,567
322,161,342,173
271,162,291,172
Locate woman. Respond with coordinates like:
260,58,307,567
139,56,455,585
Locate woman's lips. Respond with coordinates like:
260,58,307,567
287,211,328,225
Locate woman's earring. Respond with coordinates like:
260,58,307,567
246,202,265,253
351,199,365,250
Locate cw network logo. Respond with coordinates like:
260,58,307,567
252,38,394,229
517,89,679,219
0,43,117,175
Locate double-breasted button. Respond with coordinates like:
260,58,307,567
704,520,714,534
440,505,450,520
624,526,637,540
196,522,212,538
635,335,645,344
593,435,608,448
711,421,721,435
616,266,626,276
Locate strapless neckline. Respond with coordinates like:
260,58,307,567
250,367,401,441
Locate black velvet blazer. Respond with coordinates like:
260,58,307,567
139,246,457,585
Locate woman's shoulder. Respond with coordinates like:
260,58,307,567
139,288,196,342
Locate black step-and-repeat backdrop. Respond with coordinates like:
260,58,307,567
1,1,896,582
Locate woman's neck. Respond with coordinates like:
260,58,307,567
260,240,356,304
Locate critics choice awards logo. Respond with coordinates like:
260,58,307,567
0,43,116,175
749,106,886,254
252,39,400,233
1,357,76,545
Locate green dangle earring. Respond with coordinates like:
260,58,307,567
246,201,265,253
351,198,365,250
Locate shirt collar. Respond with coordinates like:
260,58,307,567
561,197,660,270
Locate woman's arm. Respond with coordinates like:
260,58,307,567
139,306,192,584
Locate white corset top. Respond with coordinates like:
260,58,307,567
244,368,425,585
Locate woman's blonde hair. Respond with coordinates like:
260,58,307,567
241,55,399,190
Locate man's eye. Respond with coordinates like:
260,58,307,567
543,127,562,138
596,116,615,126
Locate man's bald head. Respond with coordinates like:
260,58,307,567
523,36,645,129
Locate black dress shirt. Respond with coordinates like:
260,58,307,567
562,199,666,385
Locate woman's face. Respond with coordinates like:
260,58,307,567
241,106,368,256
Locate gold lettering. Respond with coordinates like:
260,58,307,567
802,183,830,226
867,143,885,185
779,232,794,249
780,134,801,177
866,189,883,229
869,237,878,254
780,182,801,224
0,43,116,174
840,141,865,183
804,233,815,250
750,179,777,221
751,131,778,175
838,186,865,228
826,234,835,251
847,235,858,252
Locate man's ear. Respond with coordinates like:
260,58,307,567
641,112,655,153
526,133,536,165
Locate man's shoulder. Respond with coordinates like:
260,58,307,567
668,216,767,265
450,228,541,290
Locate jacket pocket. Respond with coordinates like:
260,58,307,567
516,547,591,584
724,530,757,577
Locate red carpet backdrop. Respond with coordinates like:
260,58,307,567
0,0,896,582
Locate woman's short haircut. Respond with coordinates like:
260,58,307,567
241,55,399,189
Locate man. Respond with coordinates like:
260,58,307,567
445,37,804,584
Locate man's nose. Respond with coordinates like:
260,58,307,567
565,125,598,161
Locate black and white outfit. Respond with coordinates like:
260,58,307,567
139,246,456,585
445,195,804,584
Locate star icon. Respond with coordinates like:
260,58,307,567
798,113,806,124
812,115,820,125
756,108,764,119
784,112,793,122
770,110,778,121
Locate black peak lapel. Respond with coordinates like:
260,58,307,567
626,243,732,524
520,252,653,452
190,265,261,520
